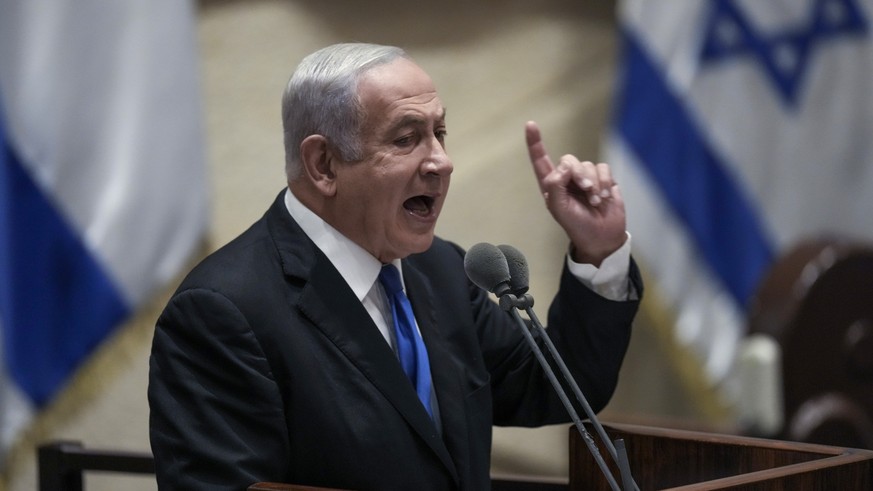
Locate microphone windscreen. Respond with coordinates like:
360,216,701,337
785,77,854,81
497,244,529,295
464,242,510,295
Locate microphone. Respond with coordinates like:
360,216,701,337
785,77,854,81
464,243,637,491
496,244,529,296
463,243,512,297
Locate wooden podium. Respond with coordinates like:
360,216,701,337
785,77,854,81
570,423,873,490
246,423,873,490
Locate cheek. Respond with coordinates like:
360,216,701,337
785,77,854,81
353,188,399,226
337,158,411,218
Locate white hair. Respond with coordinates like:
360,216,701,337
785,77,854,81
281,43,408,181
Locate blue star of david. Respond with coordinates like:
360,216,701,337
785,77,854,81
700,0,869,107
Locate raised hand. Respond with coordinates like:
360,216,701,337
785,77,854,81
525,121,627,266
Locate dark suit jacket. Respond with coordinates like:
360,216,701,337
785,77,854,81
148,191,642,491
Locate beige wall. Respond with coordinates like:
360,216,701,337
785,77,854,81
2,2,722,489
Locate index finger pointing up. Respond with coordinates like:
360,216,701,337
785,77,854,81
526,121,554,193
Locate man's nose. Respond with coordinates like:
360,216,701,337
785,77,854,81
422,139,453,176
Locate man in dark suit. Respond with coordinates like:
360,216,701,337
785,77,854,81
149,43,642,490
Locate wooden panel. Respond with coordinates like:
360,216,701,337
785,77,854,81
570,423,873,490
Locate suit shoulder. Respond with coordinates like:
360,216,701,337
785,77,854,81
176,217,278,296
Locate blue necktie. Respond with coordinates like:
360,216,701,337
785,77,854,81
379,264,433,418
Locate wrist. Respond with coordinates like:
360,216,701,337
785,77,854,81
569,233,629,267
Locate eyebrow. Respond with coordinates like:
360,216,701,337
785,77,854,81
386,108,447,134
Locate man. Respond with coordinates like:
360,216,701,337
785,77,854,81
149,43,642,491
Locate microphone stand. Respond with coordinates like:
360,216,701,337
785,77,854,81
499,292,638,491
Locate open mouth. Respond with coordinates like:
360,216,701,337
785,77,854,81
403,195,436,217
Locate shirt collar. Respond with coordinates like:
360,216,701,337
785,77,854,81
284,188,402,300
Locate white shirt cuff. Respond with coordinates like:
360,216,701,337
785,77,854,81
566,232,634,301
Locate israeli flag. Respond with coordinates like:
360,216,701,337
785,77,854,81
609,0,873,401
0,0,208,459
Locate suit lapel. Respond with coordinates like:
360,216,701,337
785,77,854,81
402,261,471,480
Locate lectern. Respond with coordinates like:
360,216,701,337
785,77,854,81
571,423,873,490
246,423,873,490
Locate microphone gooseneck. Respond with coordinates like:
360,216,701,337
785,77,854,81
463,243,637,491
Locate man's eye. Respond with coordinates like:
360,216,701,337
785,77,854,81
435,130,447,143
395,135,415,146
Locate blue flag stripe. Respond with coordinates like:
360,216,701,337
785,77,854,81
0,103,129,407
613,29,775,306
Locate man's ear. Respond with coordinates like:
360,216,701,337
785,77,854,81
299,134,337,196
